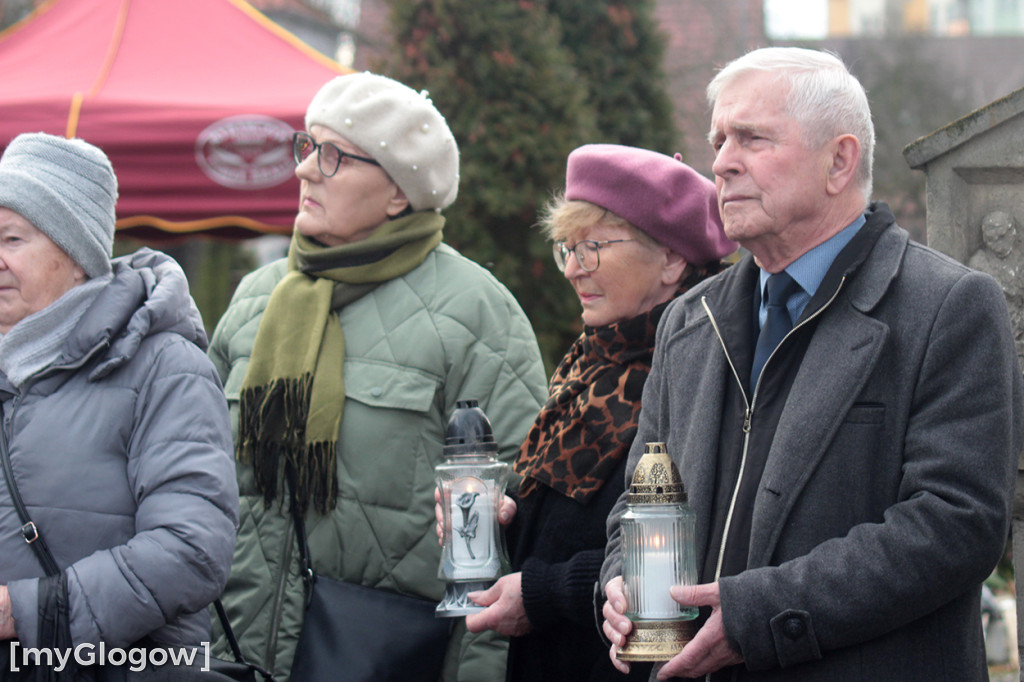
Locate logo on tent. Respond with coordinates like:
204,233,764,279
195,115,295,190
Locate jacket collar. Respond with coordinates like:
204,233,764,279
702,202,904,330
802,202,903,321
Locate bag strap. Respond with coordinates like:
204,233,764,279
0,404,60,577
0,404,273,678
286,465,317,604
214,598,247,667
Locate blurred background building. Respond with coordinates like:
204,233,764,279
240,0,1024,242
3,0,1019,244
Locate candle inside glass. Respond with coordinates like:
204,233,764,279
449,477,495,572
622,512,698,621
635,539,679,618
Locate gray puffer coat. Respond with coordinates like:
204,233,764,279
0,248,239,649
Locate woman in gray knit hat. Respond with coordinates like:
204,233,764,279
207,73,547,681
0,133,239,675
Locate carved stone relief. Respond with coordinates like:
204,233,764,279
968,210,1024,364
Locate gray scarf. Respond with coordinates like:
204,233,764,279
0,275,111,388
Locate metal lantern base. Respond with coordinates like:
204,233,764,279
617,619,696,662
435,580,492,617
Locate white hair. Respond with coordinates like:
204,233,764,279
707,47,875,200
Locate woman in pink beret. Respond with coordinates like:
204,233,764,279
464,144,736,681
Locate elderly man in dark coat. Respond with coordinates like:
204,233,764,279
601,47,1024,682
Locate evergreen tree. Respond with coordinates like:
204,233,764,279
114,236,256,337
382,0,598,370
545,0,677,152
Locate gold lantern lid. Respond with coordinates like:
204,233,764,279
627,442,687,504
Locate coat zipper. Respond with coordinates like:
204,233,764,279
265,515,295,671
0,395,21,453
700,275,845,583
701,296,753,585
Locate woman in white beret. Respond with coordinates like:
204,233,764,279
0,133,238,674
208,72,548,681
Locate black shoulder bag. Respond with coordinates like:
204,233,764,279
0,409,274,682
288,468,453,682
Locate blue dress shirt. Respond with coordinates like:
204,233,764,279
758,214,867,328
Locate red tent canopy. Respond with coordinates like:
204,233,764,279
0,0,349,239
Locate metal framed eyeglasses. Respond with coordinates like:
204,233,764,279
292,131,381,177
552,239,635,273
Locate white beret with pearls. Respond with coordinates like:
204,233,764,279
305,72,460,211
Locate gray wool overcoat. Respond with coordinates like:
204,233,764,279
601,205,1024,681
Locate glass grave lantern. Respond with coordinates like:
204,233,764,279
435,400,509,616
617,442,698,661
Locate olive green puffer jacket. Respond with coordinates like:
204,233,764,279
208,238,547,681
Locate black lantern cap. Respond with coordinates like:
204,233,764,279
444,399,498,456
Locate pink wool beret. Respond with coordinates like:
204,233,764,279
565,144,736,265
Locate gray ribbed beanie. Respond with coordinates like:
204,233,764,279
0,132,117,277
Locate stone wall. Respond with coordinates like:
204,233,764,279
904,85,1024,676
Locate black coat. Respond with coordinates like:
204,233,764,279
506,456,652,682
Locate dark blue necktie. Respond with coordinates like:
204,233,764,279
751,271,799,393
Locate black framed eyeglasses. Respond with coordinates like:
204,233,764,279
552,239,635,272
292,131,380,177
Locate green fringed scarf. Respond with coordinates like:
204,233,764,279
237,212,444,514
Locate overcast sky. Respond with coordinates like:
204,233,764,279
764,0,829,39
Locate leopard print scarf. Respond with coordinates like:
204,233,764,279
515,265,721,502
514,303,665,502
